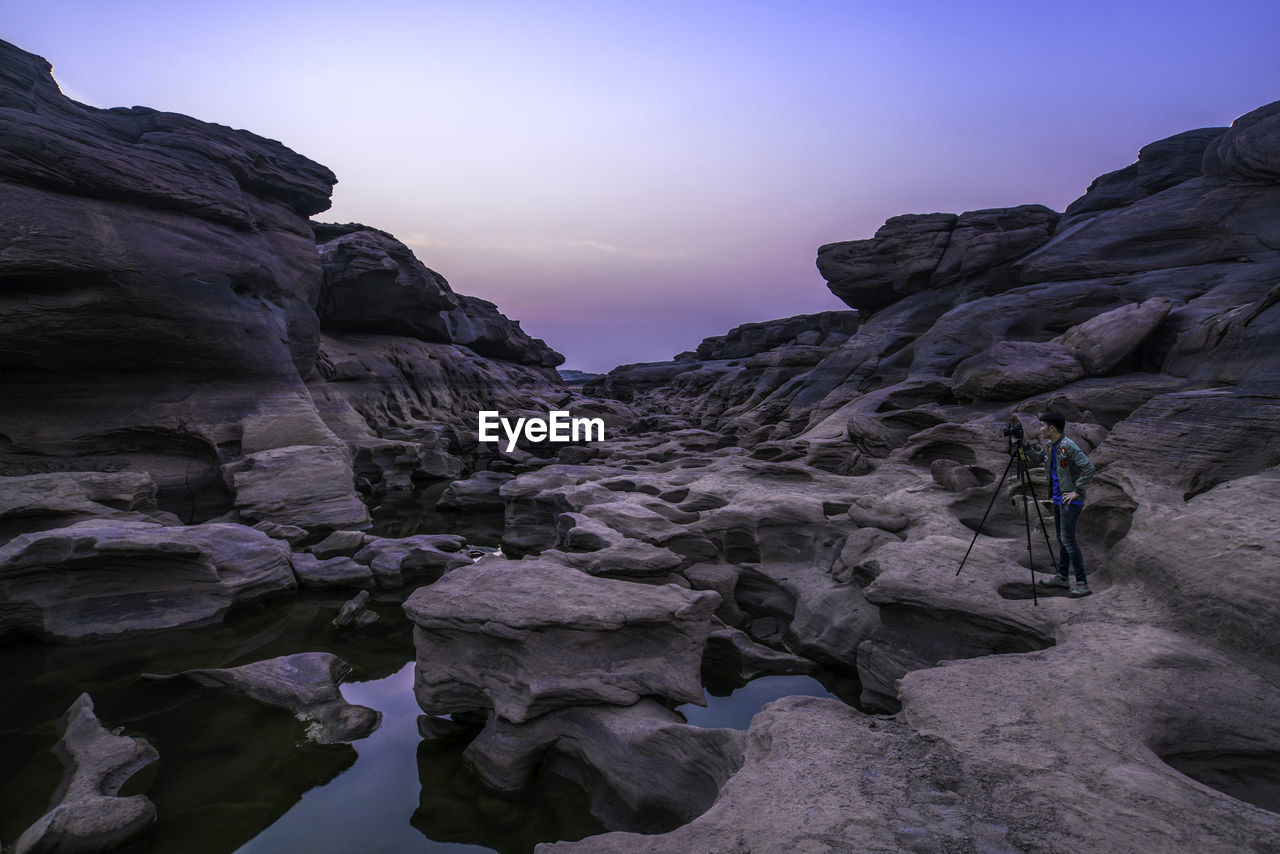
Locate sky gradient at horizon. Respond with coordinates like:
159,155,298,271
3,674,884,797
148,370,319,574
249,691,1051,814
6,1,1279,371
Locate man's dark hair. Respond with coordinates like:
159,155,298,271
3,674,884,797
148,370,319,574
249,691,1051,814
1039,411,1067,432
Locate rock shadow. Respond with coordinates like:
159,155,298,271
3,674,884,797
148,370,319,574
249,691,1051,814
1156,748,1280,815
413,719,606,853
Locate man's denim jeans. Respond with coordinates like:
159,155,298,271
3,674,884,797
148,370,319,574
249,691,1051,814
1053,502,1086,583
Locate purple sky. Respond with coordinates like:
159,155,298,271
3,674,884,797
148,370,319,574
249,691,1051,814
7,2,1279,371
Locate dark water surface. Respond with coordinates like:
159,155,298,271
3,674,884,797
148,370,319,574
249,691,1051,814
368,482,505,547
0,586,853,852
0,589,610,854
1,491,857,852
678,672,853,730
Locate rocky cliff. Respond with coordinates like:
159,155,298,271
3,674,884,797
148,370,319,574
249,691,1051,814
0,38,563,531
3,32,1279,854
521,102,1280,851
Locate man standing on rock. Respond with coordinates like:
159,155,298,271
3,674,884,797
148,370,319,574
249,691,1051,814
1024,411,1096,598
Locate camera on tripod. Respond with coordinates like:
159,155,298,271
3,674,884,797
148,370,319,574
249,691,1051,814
955,414,1055,605
1001,419,1024,442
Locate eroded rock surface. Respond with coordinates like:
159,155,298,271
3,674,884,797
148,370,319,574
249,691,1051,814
144,652,380,744
524,99,1280,852
0,37,567,538
0,520,296,641
5,34,1280,854
405,558,719,722
462,700,745,833
15,694,159,854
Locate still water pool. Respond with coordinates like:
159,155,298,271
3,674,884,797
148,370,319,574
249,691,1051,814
1,487,858,851
0,586,855,853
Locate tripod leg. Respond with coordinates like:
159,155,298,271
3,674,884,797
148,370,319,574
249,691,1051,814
956,452,1016,577
1028,471,1058,562
1015,457,1039,606
1018,448,1061,572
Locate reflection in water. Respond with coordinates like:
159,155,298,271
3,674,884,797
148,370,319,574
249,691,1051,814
414,718,607,854
117,691,357,854
0,496,862,854
677,673,844,730
237,665,489,854
0,587,608,854
0,592,409,853
369,481,506,547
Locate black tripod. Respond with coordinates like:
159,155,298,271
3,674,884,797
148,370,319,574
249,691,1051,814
955,433,1058,605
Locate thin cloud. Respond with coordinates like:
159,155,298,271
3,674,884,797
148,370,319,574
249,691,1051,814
402,234,690,261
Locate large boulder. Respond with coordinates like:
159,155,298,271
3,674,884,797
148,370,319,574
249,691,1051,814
461,700,745,833
1202,100,1280,182
404,557,719,723
313,223,458,341
352,533,471,587
953,340,1084,400
931,205,1060,285
1053,297,1175,376
225,444,369,530
0,519,296,641
817,213,956,313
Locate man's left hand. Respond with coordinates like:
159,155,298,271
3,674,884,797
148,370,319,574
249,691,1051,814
1062,492,1079,503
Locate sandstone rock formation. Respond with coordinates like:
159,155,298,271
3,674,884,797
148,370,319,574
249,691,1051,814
14,693,158,854
405,558,719,721
4,33,1280,854
464,699,745,833
143,652,381,744
404,556,744,832
437,470,515,510
332,588,379,628
0,38,354,528
0,36,580,646
0,519,297,641
532,99,1280,851
0,37,566,538
352,533,472,587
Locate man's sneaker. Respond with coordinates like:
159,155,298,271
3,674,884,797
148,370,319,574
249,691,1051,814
1068,582,1092,598
1041,575,1070,589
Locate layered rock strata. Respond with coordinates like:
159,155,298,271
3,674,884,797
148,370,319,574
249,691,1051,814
0,37,578,645
0,519,297,641
404,557,746,830
404,558,719,721
0,38,567,536
526,101,1280,851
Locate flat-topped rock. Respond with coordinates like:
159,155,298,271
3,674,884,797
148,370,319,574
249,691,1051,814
0,519,296,642
405,557,716,632
405,557,719,722
0,471,160,544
